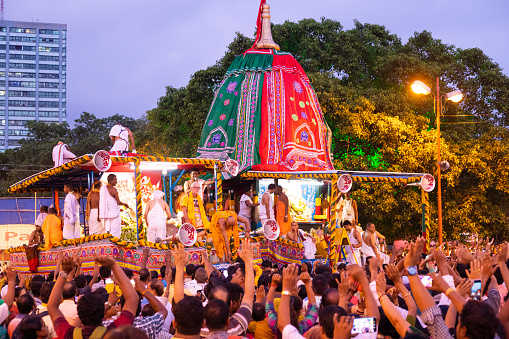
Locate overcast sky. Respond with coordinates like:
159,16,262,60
7,0,509,124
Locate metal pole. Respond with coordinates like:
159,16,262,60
168,173,172,210
436,77,443,245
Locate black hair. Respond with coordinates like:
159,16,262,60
319,305,347,339
186,264,197,279
149,279,164,296
328,273,341,289
31,275,46,283
93,287,108,295
312,274,328,296
74,275,87,289
120,292,142,317
18,316,44,339
40,281,55,304
262,260,272,268
17,293,35,314
15,287,26,298
139,268,150,282
160,265,166,279
268,184,276,190
30,280,43,298
224,282,244,304
173,296,204,335
99,266,112,279
107,174,116,183
257,271,272,288
342,220,351,226
315,264,332,276
48,208,57,215
63,281,77,300
297,285,307,301
252,303,266,322
142,304,155,317
40,206,49,213
64,183,74,190
150,271,159,280
47,271,55,281
77,292,105,326
460,300,499,339
123,268,134,279
86,275,94,284
204,299,230,331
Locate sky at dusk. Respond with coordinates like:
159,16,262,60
6,0,509,124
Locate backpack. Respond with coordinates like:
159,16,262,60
73,326,108,339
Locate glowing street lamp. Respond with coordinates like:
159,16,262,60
411,78,463,245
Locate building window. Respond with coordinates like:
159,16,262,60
38,101,59,108
0,130,4,136
9,45,36,52
0,100,5,105
0,63,5,68
0,119,3,125
0,90,5,96
39,73,59,79
0,45,5,50
9,81,36,87
39,111,59,117
9,90,36,97
9,28,35,33
39,64,59,70
8,120,29,126
39,91,59,98
0,110,4,116
39,29,60,35
8,129,30,136
39,37,59,44
9,54,36,60
9,36,36,43
0,27,6,32
39,82,59,89
39,46,59,53
8,110,35,117
0,36,5,41
8,72,36,78
39,55,59,61
8,140,20,146
0,80,5,86
8,100,35,107
9,63,36,70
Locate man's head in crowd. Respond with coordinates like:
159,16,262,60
148,279,164,297
63,183,73,194
139,268,150,284
123,268,134,279
77,293,105,326
186,264,196,279
173,296,204,337
18,315,49,339
150,271,158,280
17,293,36,315
224,282,244,314
321,288,340,309
40,205,49,214
230,264,246,288
63,281,77,300
319,305,347,338
195,268,208,284
267,183,276,194
30,280,43,299
74,275,87,289
204,299,230,332
99,266,112,280
261,260,272,272
457,301,498,339
107,174,118,186
40,281,55,304
119,292,143,318
366,222,376,233
252,303,266,322
312,274,328,296
343,219,352,232
48,208,57,215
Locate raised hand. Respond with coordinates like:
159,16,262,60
385,264,401,284
255,285,266,303
271,273,282,285
61,256,75,274
282,264,299,292
300,272,312,285
133,276,146,294
456,279,473,298
375,272,387,297
5,265,16,282
346,264,368,284
174,244,189,269
404,237,426,268
498,243,508,265
336,271,350,296
466,259,482,280
238,238,254,263
334,314,353,339
94,254,116,268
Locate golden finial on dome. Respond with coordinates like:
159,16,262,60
255,3,280,50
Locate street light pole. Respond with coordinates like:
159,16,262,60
435,77,443,246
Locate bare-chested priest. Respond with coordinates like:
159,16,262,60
360,222,389,265
99,174,129,238
86,181,105,235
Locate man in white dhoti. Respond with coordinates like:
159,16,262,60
144,190,172,242
86,181,105,235
52,141,76,167
337,192,358,227
63,184,80,239
109,124,136,154
35,206,48,227
259,184,276,226
343,220,362,266
99,174,129,238
238,187,259,230
360,222,390,265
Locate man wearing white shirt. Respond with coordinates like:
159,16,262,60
238,187,259,230
63,184,80,239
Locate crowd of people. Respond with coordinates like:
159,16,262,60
1,236,508,339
